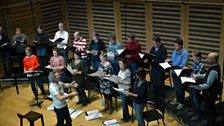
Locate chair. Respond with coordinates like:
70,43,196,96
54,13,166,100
17,111,44,126
164,69,172,87
143,97,166,126
84,75,103,104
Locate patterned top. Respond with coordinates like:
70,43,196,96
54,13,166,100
191,62,205,75
98,61,113,95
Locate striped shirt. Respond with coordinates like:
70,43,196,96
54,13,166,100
73,37,87,59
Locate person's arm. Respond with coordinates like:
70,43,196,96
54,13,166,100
193,70,218,90
178,51,189,68
23,34,28,45
55,91,77,101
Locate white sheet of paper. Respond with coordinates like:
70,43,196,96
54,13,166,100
103,119,118,126
85,113,103,121
116,49,124,55
104,75,121,84
86,109,99,115
88,71,104,77
174,69,182,76
67,64,74,74
47,104,54,111
70,109,83,119
113,87,129,94
159,62,172,69
139,53,145,59
181,77,196,84
63,45,67,50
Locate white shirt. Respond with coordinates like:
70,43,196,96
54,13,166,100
52,30,69,49
49,82,67,109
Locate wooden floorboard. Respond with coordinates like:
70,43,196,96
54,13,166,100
0,82,181,126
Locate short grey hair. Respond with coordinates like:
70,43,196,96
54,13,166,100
48,71,56,83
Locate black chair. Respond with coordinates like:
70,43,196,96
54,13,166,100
17,111,44,126
164,69,172,87
143,97,166,126
84,75,102,104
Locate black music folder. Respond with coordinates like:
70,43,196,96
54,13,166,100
116,49,132,58
139,53,155,63
54,38,64,43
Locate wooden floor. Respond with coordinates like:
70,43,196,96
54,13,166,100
0,81,181,126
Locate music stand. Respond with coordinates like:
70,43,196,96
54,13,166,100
24,70,43,108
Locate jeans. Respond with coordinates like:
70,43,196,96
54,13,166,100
54,105,72,126
129,63,138,75
60,71,68,93
133,102,145,126
36,47,47,56
91,61,100,71
172,72,185,104
59,49,68,64
28,76,45,96
187,87,201,115
120,93,130,121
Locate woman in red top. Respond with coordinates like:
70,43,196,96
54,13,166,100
23,47,46,98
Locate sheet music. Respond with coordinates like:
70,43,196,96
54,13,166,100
159,62,172,69
116,49,124,55
67,64,74,74
103,119,119,126
88,71,104,77
70,109,83,119
113,87,129,94
174,69,182,76
181,77,196,84
107,52,115,61
47,104,54,111
85,109,103,121
104,75,121,84
139,53,145,59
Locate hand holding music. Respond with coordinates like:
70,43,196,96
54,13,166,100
70,81,78,88
125,54,132,58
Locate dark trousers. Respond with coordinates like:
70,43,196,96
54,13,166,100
172,72,185,104
28,76,45,96
150,68,165,99
0,51,12,75
76,81,87,101
203,93,216,126
54,105,72,126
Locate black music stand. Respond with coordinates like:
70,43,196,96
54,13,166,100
24,71,43,108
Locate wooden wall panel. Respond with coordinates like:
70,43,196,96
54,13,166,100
188,5,222,66
40,0,63,38
0,1,6,33
120,2,146,52
7,3,35,45
152,3,181,57
92,0,115,46
67,0,88,41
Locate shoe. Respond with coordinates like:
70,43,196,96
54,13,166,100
76,100,83,105
121,118,130,122
170,100,178,105
191,115,199,121
176,103,184,110
147,100,155,105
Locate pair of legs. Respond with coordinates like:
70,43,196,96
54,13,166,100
28,76,45,96
120,93,130,122
133,102,145,126
54,105,72,126
102,94,113,114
